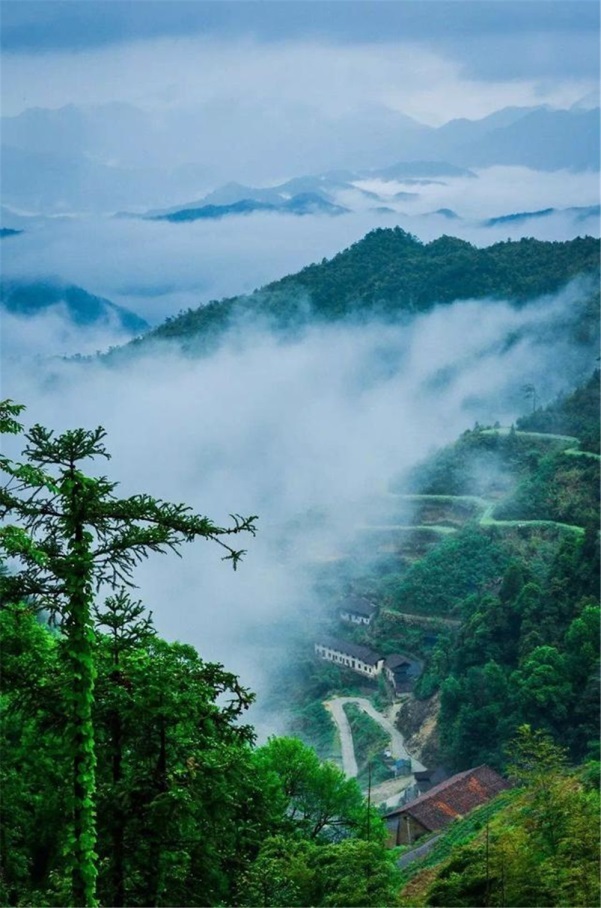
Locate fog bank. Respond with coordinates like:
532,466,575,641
3,279,596,707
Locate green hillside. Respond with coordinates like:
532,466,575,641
399,732,599,907
301,373,599,773
1,279,149,334
121,229,600,355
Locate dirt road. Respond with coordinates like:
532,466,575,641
324,696,425,779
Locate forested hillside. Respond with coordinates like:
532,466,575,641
300,373,599,776
281,373,599,905
398,728,599,907
120,229,600,355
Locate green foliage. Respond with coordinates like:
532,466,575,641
3,604,400,907
517,370,600,453
253,736,382,842
0,405,257,907
494,450,599,526
378,526,510,618
418,729,600,907
0,605,71,906
120,230,600,355
240,835,402,907
432,529,599,768
387,377,600,771
342,703,390,785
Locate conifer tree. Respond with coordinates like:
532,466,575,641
0,401,256,907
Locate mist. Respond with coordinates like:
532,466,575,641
0,304,140,361
3,278,596,720
2,165,598,333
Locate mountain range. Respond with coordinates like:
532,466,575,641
1,102,598,213
149,192,350,222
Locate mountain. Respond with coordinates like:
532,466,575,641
114,228,599,359
0,143,178,214
2,101,597,214
369,160,474,180
0,228,23,238
144,161,475,220
484,208,557,227
484,204,601,227
151,192,349,223
444,107,600,171
0,279,149,334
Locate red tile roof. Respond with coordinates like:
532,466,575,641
384,765,509,832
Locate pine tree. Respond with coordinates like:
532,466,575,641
0,401,256,907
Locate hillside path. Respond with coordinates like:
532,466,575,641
324,696,425,779
385,493,584,536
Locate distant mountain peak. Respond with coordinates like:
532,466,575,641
0,278,149,334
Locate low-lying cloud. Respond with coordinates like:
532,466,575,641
3,278,596,712
0,304,139,362
2,166,598,333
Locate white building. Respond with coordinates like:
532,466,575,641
314,637,384,678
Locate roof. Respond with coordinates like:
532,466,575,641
414,767,451,787
339,596,377,617
385,653,412,670
384,765,510,832
315,636,383,666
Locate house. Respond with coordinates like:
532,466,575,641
339,596,377,626
413,767,450,795
383,653,421,693
383,765,510,846
314,637,385,679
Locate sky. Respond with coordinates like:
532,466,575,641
2,1,599,81
1,1,599,121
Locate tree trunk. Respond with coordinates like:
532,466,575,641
68,484,98,907
110,687,125,907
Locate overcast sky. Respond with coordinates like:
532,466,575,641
2,1,599,123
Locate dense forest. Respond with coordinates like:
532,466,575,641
0,403,397,908
114,229,600,356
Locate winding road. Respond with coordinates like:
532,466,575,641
324,428,596,797
380,430,597,538
324,696,425,779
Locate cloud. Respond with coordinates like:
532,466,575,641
2,1,598,87
3,279,596,709
2,33,596,126
1,165,598,334
0,304,137,361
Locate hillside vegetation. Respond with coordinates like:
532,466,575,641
304,374,599,775
399,729,599,908
119,229,600,355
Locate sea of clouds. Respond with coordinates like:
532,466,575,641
3,275,597,721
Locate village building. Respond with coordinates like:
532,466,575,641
383,653,421,693
314,637,385,678
413,767,450,795
338,596,377,626
383,765,510,847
